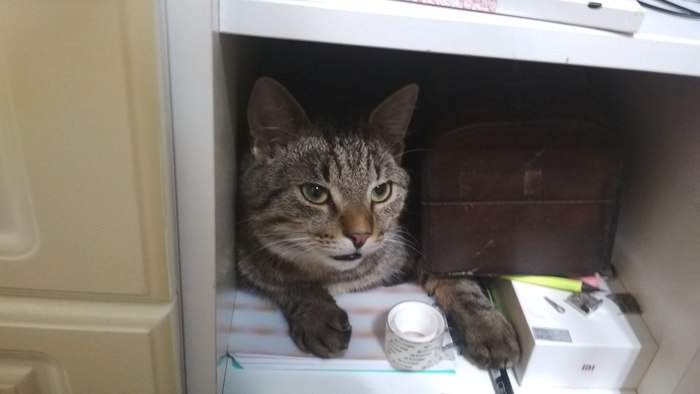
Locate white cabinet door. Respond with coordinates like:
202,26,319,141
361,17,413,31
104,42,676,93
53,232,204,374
0,1,181,392
0,0,174,300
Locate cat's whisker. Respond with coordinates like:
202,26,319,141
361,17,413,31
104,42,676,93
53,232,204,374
376,141,402,162
241,229,318,243
395,234,418,248
394,228,420,244
384,235,427,261
271,239,322,263
385,240,426,262
389,231,420,250
237,237,314,263
275,245,316,262
253,232,309,239
240,229,294,242
393,148,435,159
264,239,317,257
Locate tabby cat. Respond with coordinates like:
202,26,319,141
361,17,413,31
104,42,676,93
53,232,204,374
236,77,519,369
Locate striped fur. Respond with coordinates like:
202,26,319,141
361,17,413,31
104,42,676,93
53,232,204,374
236,78,519,367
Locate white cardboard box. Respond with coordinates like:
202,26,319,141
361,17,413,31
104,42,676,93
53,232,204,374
493,280,657,389
400,0,646,33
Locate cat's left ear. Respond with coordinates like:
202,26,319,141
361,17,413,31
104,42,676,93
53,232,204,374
369,84,419,162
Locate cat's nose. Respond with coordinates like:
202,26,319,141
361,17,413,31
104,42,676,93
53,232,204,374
346,232,370,249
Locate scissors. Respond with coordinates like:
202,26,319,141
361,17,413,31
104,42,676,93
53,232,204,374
544,296,566,314
637,0,700,19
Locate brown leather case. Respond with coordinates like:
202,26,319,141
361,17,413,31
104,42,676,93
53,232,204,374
421,119,622,277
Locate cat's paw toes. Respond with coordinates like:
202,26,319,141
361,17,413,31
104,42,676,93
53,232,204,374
461,310,520,369
288,303,352,358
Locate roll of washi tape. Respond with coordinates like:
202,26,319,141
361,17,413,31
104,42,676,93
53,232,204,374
384,301,448,371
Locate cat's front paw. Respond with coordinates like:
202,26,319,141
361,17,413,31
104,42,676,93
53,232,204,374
456,308,520,369
287,301,352,358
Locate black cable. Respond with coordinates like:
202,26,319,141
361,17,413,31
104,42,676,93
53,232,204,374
637,0,700,19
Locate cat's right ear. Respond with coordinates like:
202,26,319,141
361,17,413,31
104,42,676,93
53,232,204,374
369,84,419,162
247,77,310,160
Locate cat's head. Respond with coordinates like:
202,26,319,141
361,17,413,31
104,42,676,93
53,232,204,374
242,77,418,272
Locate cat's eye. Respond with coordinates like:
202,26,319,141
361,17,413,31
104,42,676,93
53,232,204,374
301,183,330,204
371,182,392,203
